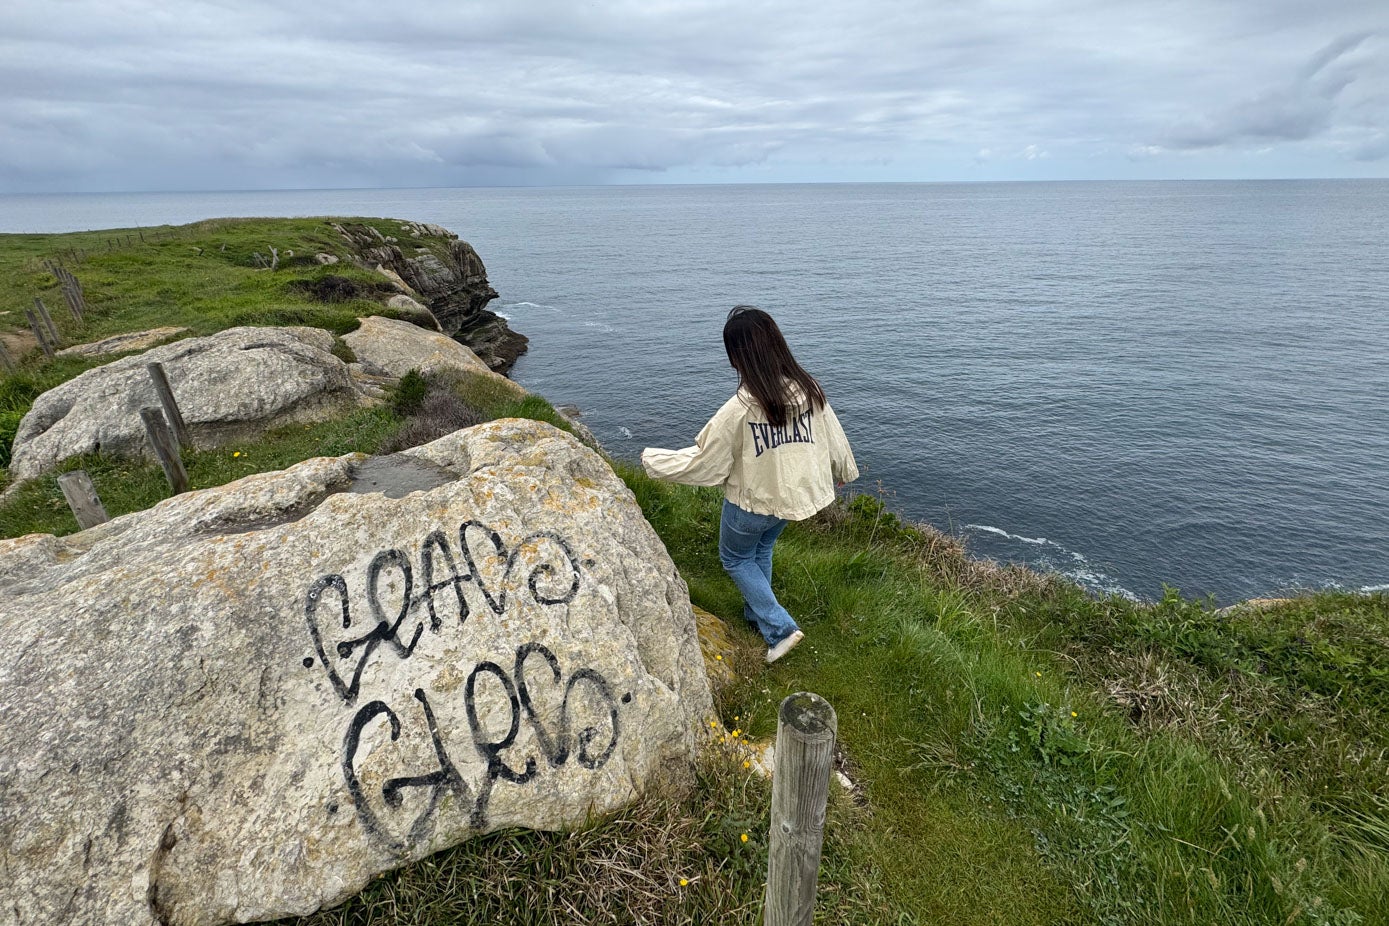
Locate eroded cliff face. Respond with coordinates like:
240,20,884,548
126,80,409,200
335,222,529,374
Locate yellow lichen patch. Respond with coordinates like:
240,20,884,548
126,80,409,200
433,660,466,694
694,606,737,692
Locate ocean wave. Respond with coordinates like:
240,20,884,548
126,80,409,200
964,524,1050,545
1062,567,1141,602
965,524,1137,599
1360,583,1389,593
501,301,555,311
617,426,634,439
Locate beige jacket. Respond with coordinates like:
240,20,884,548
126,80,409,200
641,387,859,520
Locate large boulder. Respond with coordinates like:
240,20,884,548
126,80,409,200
7,326,371,483
55,326,189,359
0,419,712,925
342,315,522,398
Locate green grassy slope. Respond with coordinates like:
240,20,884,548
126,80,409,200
3,221,1384,926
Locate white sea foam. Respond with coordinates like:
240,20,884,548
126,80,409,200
966,524,1139,600
1361,583,1389,593
618,426,634,439
965,524,1054,547
1064,567,1142,602
502,301,556,311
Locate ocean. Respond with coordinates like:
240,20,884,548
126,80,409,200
2,180,1386,604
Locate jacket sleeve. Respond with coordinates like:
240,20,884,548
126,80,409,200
822,402,859,485
641,397,743,486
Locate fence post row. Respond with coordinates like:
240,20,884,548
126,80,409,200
765,692,838,926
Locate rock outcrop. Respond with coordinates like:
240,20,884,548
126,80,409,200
0,419,712,925
55,327,189,358
335,222,528,374
7,326,370,483
341,316,524,398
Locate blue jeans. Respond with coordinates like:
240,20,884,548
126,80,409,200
718,500,799,646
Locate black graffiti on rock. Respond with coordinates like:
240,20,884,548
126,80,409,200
342,643,622,850
304,521,582,705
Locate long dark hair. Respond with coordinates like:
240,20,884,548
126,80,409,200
723,305,826,427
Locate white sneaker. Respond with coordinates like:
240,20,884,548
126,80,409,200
766,629,804,664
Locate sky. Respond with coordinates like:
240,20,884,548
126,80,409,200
1,0,1385,192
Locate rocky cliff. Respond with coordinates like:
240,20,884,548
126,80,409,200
333,222,528,374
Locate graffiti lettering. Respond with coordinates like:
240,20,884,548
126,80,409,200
306,521,623,848
304,520,581,706
342,643,622,846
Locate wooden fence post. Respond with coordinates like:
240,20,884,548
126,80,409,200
33,298,60,343
146,362,191,448
25,309,54,358
57,470,109,529
61,284,83,322
140,406,189,494
765,692,838,926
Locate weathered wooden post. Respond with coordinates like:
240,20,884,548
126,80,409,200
57,470,109,529
61,284,83,322
146,362,191,448
33,297,60,343
765,692,838,926
140,406,189,494
24,309,54,358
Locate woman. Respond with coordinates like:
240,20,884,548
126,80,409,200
642,306,859,664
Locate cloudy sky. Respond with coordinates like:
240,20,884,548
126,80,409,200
1,0,1385,192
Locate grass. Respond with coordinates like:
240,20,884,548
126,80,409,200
269,474,1389,925
4,220,1385,925
0,217,458,473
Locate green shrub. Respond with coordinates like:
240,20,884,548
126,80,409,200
391,369,428,416
0,409,22,468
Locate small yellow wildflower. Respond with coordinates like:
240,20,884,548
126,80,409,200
233,451,241,457
679,878,688,887
715,654,723,661
1035,671,1042,677
741,833,749,843
743,760,750,769
1071,711,1078,718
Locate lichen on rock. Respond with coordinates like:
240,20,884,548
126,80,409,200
0,419,712,925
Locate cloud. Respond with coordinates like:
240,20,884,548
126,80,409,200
1161,32,1379,150
0,0,1386,191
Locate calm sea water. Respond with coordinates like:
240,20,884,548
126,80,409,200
3,181,1387,603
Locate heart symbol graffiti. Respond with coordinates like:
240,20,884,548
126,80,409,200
305,549,424,705
458,521,583,615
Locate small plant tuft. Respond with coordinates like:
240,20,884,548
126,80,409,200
390,369,428,417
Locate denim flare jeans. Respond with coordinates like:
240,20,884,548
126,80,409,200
718,499,800,646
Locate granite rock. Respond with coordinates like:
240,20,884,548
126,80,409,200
8,326,371,483
341,315,522,396
0,419,712,925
